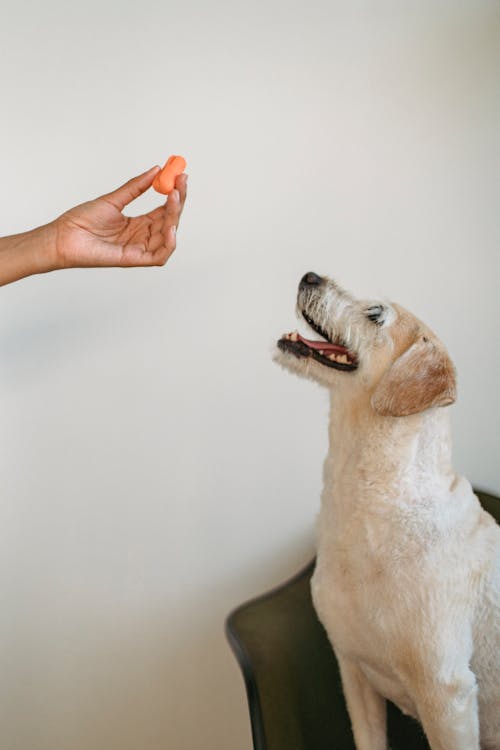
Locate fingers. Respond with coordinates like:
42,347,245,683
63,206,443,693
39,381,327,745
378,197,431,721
116,171,187,268
149,189,180,263
145,187,182,255
163,187,182,232
175,173,188,212
121,224,176,267
101,165,161,212
119,191,180,267
145,174,187,223
151,225,177,264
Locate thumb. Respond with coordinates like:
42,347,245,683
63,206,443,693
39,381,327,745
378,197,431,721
102,165,161,211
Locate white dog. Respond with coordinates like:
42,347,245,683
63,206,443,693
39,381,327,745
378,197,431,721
275,272,499,750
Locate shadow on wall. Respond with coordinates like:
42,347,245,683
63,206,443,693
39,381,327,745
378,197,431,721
0,529,315,750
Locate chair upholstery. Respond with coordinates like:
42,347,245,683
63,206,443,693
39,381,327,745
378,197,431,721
226,490,499,750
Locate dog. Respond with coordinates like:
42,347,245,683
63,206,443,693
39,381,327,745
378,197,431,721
274,271,499,750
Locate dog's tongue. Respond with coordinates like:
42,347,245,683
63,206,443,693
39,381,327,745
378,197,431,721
297,333,349,355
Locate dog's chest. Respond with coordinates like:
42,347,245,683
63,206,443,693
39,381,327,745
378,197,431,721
311,502,432,663
311,534,422,716
313,553,396,653
312,541,397,654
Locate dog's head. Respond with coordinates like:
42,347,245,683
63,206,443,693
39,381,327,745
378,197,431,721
275,272,457,417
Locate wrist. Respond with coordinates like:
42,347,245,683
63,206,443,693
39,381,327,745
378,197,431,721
26,222,59,275
0,222,58,286
35,220,59,273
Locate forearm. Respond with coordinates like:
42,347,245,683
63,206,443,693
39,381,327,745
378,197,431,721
0,223,57,286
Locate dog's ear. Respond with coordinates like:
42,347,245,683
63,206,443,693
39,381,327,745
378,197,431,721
371,338,457,417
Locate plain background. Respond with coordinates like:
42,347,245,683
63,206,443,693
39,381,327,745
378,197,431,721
1,1,499,748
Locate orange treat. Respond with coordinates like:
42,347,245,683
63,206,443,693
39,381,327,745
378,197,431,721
152,155,187,194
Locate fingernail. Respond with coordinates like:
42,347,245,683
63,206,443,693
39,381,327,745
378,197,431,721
171,225,177,236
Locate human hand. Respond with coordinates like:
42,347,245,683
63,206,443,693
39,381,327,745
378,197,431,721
52,166,188,270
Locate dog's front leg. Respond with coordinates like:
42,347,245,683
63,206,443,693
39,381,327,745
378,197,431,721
337,654,388,750
416,670,480,750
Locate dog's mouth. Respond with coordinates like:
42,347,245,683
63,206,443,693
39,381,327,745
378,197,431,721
278,312,358,371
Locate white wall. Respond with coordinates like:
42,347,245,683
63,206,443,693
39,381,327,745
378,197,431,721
1,2,499,748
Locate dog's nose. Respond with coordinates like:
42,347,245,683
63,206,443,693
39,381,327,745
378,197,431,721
300,272,324,289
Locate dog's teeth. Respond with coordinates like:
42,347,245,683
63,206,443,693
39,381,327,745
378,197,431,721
319,350,324,355
326,352,350,364
290,331,298,342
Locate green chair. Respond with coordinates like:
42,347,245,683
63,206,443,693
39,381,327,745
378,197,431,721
226,490,499,750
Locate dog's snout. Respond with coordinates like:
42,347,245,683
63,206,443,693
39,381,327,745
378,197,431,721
300,272,324,290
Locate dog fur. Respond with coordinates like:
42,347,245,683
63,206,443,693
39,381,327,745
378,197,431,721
274,273,500,750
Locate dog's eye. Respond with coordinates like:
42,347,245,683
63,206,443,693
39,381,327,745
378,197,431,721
366,305,385,325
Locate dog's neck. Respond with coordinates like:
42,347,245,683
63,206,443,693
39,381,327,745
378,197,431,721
325,390,457,505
